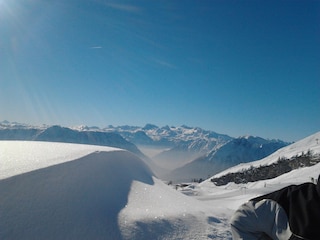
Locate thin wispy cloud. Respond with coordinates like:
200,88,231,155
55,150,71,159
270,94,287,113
105,3,141,13
90,46,103,49
153,59,177,69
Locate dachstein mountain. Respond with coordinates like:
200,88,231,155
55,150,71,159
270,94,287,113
103,124,232,148
103,124,233,169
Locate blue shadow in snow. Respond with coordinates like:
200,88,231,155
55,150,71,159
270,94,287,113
0,151,154,240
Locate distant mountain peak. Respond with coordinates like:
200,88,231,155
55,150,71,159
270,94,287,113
239,135,253,139
143,124,159,130
71,125,101,131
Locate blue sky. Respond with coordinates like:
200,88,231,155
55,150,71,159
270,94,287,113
1,0,319,142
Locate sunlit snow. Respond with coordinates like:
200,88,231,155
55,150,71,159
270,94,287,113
1,133,319,239
0,141,122,180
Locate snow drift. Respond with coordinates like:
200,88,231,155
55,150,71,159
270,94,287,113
0,141,230,240
0,142,152,239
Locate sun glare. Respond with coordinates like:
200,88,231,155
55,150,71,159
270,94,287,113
0,1,13,16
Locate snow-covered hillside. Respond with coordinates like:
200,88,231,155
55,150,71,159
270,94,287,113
189,132,320,212
195,160,320,212
1,133,319,239
0,141,231,239
212,131,320,178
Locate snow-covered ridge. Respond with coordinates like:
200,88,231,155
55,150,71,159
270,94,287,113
212,131,320,178
0,141,122,180
192,133,320,213
0,120,48,130
196,159,320,212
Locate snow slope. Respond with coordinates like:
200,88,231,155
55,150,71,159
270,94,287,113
0,141,231,239
213,131,320,178
196,160,320,212
193,132,320,210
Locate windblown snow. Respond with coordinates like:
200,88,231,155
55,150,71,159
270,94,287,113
1,132,319,239
0,141,122,180
0,141,231,239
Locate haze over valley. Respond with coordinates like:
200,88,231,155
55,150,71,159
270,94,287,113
0,120,293,183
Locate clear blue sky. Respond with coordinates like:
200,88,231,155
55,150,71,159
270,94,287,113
1,0,319,142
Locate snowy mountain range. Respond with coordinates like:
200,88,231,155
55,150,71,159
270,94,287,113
103,124,234,170
103,123,232,149
0,121,144,158
163,136,289,182
1,131,319,239
101,124,289,178
0,121,289,182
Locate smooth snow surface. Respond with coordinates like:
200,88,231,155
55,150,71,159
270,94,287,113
0,141,231,239
0,141,122,180
1,136,319,239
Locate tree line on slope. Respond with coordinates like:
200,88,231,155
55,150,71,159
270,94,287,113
210,150,320,186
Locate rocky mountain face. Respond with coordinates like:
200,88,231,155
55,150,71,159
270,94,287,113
103,124,232,147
